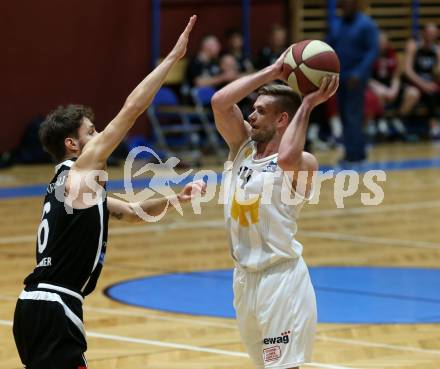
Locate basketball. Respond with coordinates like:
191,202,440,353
282,40,340,95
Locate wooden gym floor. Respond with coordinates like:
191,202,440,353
0,142,440,369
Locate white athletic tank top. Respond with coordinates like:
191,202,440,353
224,139,310,271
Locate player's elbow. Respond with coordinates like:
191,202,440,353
211,90,226,111
122,99,144,120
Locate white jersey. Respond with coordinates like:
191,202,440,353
224,139,310,271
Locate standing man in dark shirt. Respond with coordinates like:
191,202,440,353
224,28,254,74
404,23,440,138
12,16,205,369
328,0,378,164
255,24,288,70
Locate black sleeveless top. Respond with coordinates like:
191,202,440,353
24,159,109,296
413,41,438,81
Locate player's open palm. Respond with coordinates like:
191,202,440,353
171,15,197,60
303,75,339,108
178,180,207,202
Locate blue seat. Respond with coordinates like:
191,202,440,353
191,86,226,159
147,87,202,163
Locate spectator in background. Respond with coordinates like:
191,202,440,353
219,54,241,80
255,24,288,69
185,34,238,89
328,0,379,165
367,31,413,138
403,23,440,138
224,28,254,74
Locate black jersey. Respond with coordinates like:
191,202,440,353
413,42,438,81
24,159,109,296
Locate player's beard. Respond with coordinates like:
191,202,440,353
251,125,276,143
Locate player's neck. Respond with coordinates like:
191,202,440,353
255,139,279,160
62,154,78,163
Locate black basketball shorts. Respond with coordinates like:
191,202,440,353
13,284,87,369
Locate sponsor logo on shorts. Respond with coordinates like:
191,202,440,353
263,345,281,362
263,331,291,345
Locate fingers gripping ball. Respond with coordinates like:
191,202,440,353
282,40,340,95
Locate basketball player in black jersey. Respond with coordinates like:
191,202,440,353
12,16,204,369
404,23,440,137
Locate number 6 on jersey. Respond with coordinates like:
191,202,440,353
37,202,51,253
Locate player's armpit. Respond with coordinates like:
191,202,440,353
282,152,318,199
211,100,249,155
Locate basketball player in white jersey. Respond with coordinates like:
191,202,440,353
211,54,338,368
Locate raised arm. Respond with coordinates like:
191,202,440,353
211,63,279,158
75,16,197,171
278,76,339,173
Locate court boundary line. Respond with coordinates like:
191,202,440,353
317,335,440,356
2,295,440,357
0,319,358,369
2,225,439,251
1,199,440,248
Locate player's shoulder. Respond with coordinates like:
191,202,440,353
227,138,253,163
301,151,319,172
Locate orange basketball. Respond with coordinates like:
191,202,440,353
282,40,340,96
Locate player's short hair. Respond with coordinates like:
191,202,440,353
39,104,94,162
257,84,301,121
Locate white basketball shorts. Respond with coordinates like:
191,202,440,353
233,257,317,369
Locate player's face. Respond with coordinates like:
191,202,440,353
248,95,279,143
76,118,98,153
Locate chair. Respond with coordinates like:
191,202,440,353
191,86,227,159
147,87,202,164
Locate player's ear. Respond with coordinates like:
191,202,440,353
65,137,80,154
278,112,290,128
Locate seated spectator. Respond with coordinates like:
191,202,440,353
185,34,238,89
219,54,240,79
218,53,254,117
255,24,288,69
403,23,440,138
224,28,254,74
367,31,414,138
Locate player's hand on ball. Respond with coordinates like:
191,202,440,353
272,50,289,81
303,75,339,108
170,15,197,60
178,180,207,203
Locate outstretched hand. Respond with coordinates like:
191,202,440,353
177,180,207,203
303,75,339,108
170,15,197,60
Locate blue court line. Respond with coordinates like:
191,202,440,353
1,157,440,200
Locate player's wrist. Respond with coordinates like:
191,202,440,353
300,98,316,113
175,193,187,204
265,64,281,81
